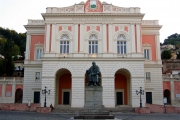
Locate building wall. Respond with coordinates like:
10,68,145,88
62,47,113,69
23,67,42,103
0,78,23,103
144,67,163,105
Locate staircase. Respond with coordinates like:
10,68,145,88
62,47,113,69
51,105,134,114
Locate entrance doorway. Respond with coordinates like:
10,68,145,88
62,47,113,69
164,89,171,104
63,91,70,105
116,92,123,105
146,92,152,104
55,69,72,105
15,88,23,103
34,91,40,103
115,69,131,105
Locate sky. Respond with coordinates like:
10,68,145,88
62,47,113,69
0,0,180,43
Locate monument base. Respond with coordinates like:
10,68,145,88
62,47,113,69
74,86,114,119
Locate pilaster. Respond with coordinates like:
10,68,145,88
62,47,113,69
74,24,78,53
50,24,56,53
136,24,141,53
45,24,50,53
79,24,84,53
170,80,175,102
25,33,30,60
102,23,107,53
108,23,113,53
156,34,161,63
131,24,136,53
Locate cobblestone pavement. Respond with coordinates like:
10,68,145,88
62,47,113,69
0,110,180,120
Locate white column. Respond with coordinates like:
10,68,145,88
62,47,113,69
102,24,107,53
45,24,50,53
51,24,56,53
102,76,115,107
71,76,84,107
12,78,16,102
136,24,141,53
170,79,174,103
2,81,5,101
74,24,78,53
108,24,113,53
156,34,161,61
80,24,84,53
25,33,30,60
131,24,136,53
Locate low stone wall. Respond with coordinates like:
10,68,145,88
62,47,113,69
146,103,180,113
134,107,150,114
36,107,52,113
0,103,40,112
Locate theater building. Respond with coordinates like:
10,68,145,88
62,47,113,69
23,0,163,108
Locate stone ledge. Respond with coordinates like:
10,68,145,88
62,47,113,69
0,103,40,112
134,107,150,114
36,107,52,113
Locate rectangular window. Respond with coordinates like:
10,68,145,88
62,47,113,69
117,41,126,54
89,41,98,54
144,49,149,60
35,72,40,80
36,49,42,60
60,41,69,54
146,72,151,81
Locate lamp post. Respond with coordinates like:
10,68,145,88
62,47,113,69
136,87,144,108
42,86,50,107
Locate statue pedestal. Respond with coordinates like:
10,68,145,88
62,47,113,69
84,86,104,111
74,86,114,119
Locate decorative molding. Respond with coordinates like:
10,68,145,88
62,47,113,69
56,30,73,41
113,30,130,41
85,29,102,41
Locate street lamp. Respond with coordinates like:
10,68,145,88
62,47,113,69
136,87,144,108
42,86,50,107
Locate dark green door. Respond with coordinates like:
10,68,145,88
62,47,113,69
117,92,123,105
34,92,40,103
146,92,152,104
63,92,70,105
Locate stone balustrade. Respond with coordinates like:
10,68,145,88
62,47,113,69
141,20,159,25
162,74,180,80
0,77,23,84
27,20,44,25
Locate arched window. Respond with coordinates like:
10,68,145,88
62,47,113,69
117,34,126,54
60,34,69,54
89,34,98,54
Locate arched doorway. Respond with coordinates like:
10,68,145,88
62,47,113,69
164,89,171,104
15,88,23,103
114,69,131,106
55,69,72,105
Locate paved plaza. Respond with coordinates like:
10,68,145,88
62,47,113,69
0,110,180,120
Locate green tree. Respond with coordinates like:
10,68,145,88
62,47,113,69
163,33,180,49
161,50,172,59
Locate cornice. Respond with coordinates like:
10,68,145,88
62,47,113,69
144,64,163,68
41,13,145,18
24,25,45,28
141,25,162,29
41,57,145,61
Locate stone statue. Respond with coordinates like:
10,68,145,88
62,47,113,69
86,62,101,86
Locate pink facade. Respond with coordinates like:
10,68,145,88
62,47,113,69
142,35,156,61
30,35,44,61
5,84,12,97
174,81,180,97
16,85,23,90
163,81,170,90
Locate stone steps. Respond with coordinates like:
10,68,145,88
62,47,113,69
51,106,134,114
